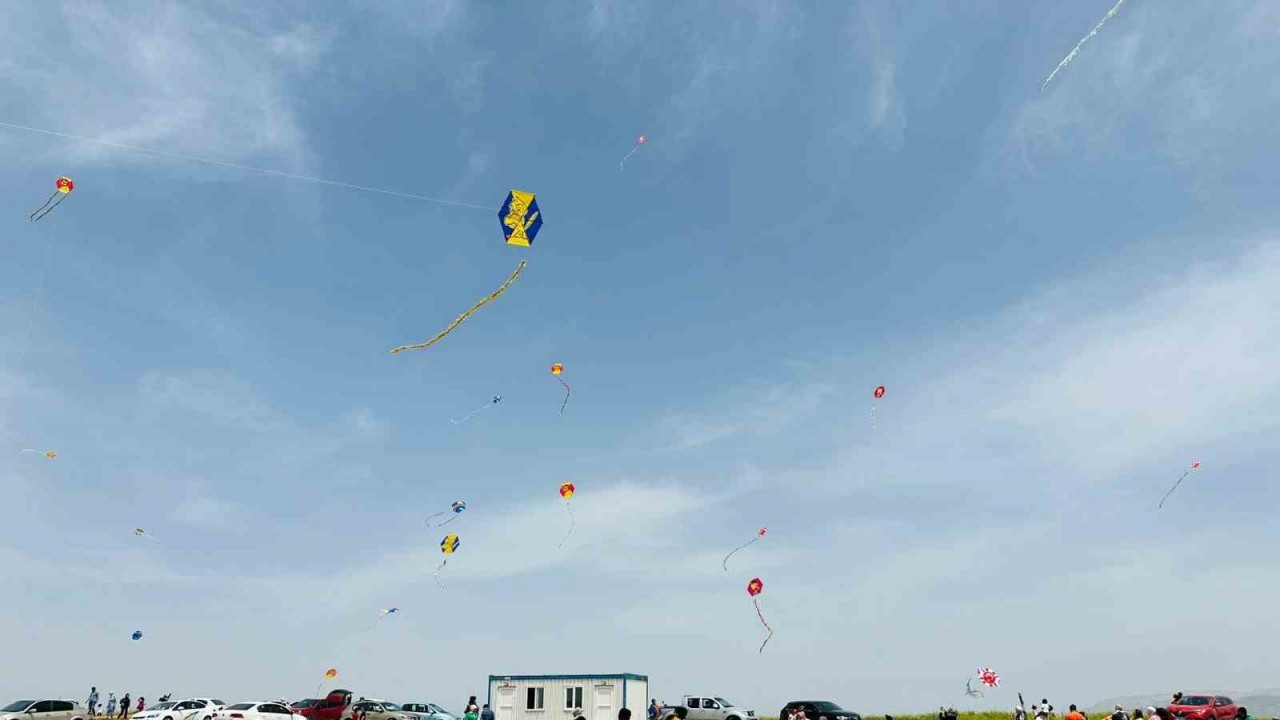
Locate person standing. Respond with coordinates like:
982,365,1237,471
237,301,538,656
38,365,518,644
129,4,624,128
1065,705,1085,720
649,702,660,720
137,698,145,716
88,688,100,717
119,695,131,719
481,705,495,720
106,695,117,717
620,709,633,720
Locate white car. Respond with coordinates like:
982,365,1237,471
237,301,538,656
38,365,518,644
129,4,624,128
1,700,88,720
134,699,227,720
213,703,304,720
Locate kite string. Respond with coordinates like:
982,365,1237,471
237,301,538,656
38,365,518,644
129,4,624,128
0,119,493,211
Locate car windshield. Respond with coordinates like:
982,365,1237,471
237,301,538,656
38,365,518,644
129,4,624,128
1178,699,1212,707
228,704,256,711
214,703,226,708
713,700,734,709
2,703,34,713
814,704,845,713
292,702,320,709
428,706,447,714
149,704,177,711
382,704,402,711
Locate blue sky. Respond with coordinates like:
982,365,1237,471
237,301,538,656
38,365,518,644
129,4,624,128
3,0,1280,714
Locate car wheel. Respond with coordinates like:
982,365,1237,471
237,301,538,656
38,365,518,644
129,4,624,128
728,716,741,720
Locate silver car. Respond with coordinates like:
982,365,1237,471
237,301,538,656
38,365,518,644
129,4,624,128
399,705,454,720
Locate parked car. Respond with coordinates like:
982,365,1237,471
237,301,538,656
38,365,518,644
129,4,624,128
212,703,303,720
1,701,88,720
399,704,454,720
294,692,352,720
134,698,227,720
659,697,755,720
347,701,421,720
1169,697,1238,720
779,701,862,720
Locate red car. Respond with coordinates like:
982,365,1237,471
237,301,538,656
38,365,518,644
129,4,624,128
292,691,353,720
1168,695,1239,720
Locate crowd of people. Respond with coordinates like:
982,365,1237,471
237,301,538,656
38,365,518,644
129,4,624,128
84,688,158,719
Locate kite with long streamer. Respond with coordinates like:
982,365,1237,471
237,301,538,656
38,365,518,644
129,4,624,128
426,500,467,527
390,260,527,354
977,667,1000,688
29,176,73,222
619,135,647,171
133,528,158,541
871,385,885,431
746,577,773,653
451,396,501,425
313,667,339,697
558,482,576,549
434,533,459,587
371,608,399,629
21,449,56,460
551,364,571,414
722,527,767,574
1159,461,1201,508
1041,0,1128,90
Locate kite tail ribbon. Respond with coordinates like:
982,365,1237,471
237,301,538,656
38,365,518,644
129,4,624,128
29,191,67,222
390,259,527,354
450,403,491,425
556,376,571,415
753,598,773,653
432,559,447,587
1158,470,1192,509
619,146,640,171
558,502,576,549
721,537,760,574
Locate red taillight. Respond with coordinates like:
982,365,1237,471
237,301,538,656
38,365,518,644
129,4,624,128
231,715,244,718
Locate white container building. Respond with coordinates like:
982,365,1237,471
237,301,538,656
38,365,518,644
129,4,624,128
487,674,649,720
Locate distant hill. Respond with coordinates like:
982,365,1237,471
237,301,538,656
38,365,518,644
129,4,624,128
1089,691,1280,718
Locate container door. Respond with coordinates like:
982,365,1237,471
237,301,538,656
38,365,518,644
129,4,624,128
497,688,516,720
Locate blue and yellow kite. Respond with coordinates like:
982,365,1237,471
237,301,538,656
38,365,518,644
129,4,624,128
499,190,542,247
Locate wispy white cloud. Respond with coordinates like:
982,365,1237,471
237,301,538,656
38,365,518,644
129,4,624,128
170,477,241,530
138,369,282,432
0,2,328,170
658,380,834,450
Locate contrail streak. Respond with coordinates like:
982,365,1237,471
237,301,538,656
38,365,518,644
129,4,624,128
1041,0,1128,90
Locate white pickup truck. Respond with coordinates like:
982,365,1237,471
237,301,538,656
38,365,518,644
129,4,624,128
659,697,755,720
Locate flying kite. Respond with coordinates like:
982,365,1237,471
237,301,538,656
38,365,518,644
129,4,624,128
21,449,56,460
965,679,983,698
450,395,501,425
133,528,158,541
550,363,571,414
558,482,576,549
977,667,1000,688
390,260,527,354
499,190,543,247
325,668,338,680
131,630,143,641
619,135,647,171
426,500,467,527
372,608,400,629
1158,461,1201,508
871,385,886,430
434,533,460,587
722,527,767,574
746,577,773,653
29,176,74,222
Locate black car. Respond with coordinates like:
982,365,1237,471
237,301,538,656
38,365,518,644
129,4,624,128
781,702,862,720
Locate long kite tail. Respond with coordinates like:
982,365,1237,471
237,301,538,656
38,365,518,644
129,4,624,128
558,502,576,549
557,377,572,415
619,146,640,171
28,191,64,222
391,259,527,354
1041,0,1128,90
721,537,759,574
753,598,773,653
1158,470,1192,508
432,559,447,587
450,403,491,425
424,512,447,526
